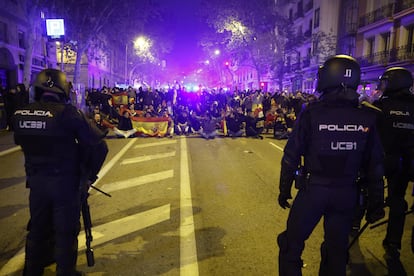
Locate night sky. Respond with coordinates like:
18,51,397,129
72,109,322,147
164,0,204,73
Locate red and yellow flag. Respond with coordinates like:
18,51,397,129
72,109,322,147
131,117,169,137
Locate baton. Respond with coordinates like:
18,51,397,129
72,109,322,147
90,185,112,197
348,221,369,250
370,209,413,229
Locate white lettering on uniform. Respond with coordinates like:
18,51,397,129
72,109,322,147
344,69,352,78
319,124,369,132
390,110,410,116
19,121,46,129
14,110,53,117
393,122,414,130
331,141,357,150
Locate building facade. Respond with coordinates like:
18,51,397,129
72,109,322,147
0,0,126,92
234,0,413,94
356,0,414,96
0,0,58,89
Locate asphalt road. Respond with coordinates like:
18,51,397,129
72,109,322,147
0,132,413,275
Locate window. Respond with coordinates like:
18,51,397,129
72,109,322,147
381,32,390,52
18,31,25,48
314,8,320,28
407,25,414,53
0,21,7,42
367,37,375,57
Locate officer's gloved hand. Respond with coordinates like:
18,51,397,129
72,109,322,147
366,205,385,224
278,193,292,209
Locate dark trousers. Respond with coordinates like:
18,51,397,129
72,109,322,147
278,185,357,276
384,173,410,249
24,174,81,276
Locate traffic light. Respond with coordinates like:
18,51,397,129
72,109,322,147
224,61,229,67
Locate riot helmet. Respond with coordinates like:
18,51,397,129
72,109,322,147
379,67,413,96
33,69,69,101
316,55,361,93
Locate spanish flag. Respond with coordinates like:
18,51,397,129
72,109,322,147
131,117,169,137
111,92,129,106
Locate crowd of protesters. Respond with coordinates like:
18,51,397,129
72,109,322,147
84,85,320,139
0,81,379,139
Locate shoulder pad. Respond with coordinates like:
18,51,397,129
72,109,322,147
360,101,382,112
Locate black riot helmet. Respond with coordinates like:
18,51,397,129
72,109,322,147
33,69,69,101
316,55,361,93
379,67,413,96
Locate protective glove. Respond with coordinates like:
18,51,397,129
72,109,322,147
366,205,385,224
278,193,292,209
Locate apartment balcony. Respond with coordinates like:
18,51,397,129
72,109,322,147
394,0,414,14
304,0,313,13
345,23,358,35
294,10,304,20
358,3,394,28
358,44,414,67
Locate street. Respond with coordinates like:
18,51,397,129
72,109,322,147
0,132,413,276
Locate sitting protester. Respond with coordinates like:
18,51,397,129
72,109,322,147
245,111,264,139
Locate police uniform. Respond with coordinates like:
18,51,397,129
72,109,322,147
277,55,385,276
12,69,108,276
374,67,414,259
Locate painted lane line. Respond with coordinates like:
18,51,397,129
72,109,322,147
134,139,177,149
0,146,21,157
180,138,199,276
0,248,24,275
0,139,137,275
93,139,136,187
121,151,176,165
269,142,284,152
99,170,174,193
78,204,171,249
0,205,171,275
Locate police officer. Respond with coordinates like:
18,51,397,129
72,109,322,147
374,67,414,260
12,69,108,276
277,55,385,276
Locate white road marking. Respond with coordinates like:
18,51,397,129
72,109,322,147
121,151,176,165
0,138,179,275
0,205,171,275
134,140,177,149
0,139,136,275
79,204,171,249
99,170,174,193
0,248,24,275
269,141,284,152
93,139,136,186
0,146,21,157
180,138,199,276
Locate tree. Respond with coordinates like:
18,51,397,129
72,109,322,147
310,31,337,64
20,0,49,88
200,0,295,90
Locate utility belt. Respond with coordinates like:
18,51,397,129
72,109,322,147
295,168,356,190
26,164,79,177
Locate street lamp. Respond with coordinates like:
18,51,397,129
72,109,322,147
125,36,154,85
